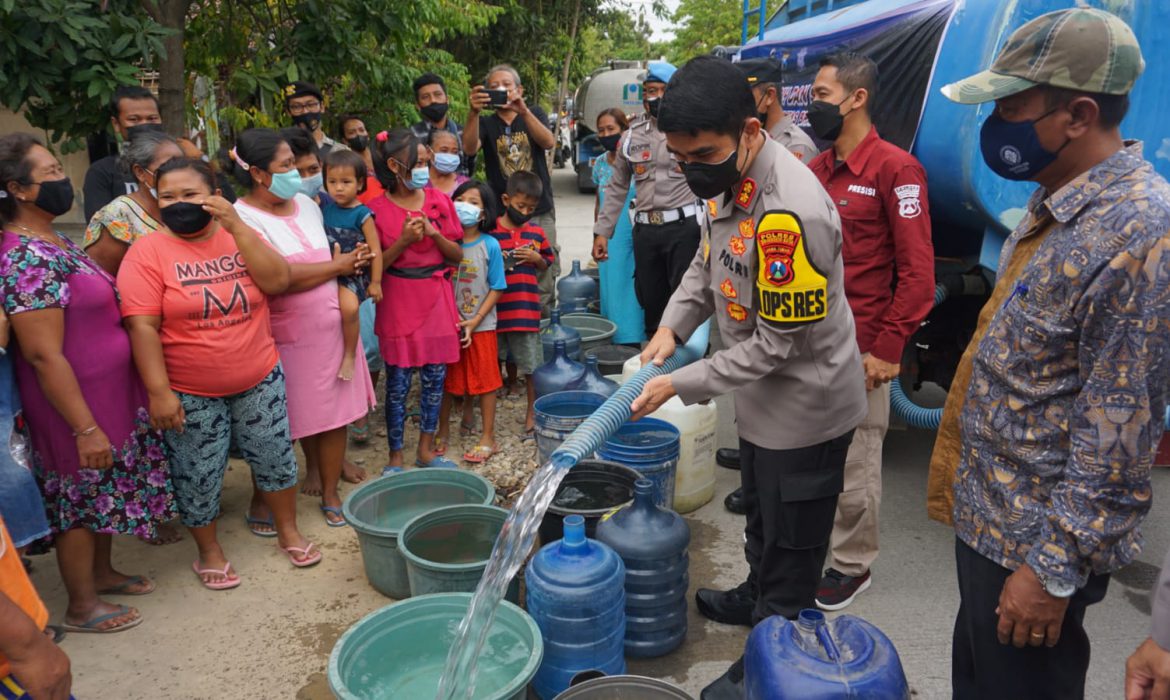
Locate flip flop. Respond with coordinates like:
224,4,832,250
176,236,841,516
191,560,241,591
381,465,404,477
463,444,497,464
416,455,459,469
520,428,536,443
279,541,323,568
459,421,476,437
348,420,370,445
320,504,348,527
60,604,142,634
97,574,156,596
245,513,277,538
433,436,448,457
44,624,66,644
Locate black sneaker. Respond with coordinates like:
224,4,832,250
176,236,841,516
700,656,745,700
696,580,756,627
815,568,872,611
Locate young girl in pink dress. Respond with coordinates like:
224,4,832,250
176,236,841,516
368,129,463,471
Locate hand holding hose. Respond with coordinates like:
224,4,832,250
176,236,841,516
630,374,676,421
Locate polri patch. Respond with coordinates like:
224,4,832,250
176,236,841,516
707,199,719,217
634,164,647,176
729,235,747,257
738,218,755,239
727,302,748,322
755,211,828,325
720,278,737,299
736,178,757,210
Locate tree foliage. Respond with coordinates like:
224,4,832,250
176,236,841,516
665,0,742,64
0,0,170,151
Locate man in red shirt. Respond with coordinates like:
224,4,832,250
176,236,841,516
805,52,936,610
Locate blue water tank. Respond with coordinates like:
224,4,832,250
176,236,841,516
526,515,627,700
557,259,599,314
534,340,586,399
568,353,619,398
595,479,690,658
745,609,910,700
541,308,583,363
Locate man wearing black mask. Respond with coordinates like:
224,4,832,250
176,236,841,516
591,61,701,337
285,81,343,157
411,73,472,176
82,85,164,220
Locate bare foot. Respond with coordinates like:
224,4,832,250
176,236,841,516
138,521,183,546
338,355,355,382
65,601,141,631
341,459,368,484
300,466,323,496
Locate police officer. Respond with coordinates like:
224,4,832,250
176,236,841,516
738,57,819,163
631,56,866,700
592,61,701,337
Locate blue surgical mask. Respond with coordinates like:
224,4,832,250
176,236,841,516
268,169,304,200
434,153,461,174
979,109,1068,182
406,166,430,190
299,172,323,197
455,201,482,227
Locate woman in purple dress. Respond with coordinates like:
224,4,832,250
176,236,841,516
0,133,176,633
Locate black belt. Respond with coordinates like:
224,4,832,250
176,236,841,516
386,264,449,279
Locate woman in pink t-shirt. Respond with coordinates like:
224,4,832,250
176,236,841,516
369,129,463,470
119,158,323,588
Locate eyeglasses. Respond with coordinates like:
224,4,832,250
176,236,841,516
288,100,322,115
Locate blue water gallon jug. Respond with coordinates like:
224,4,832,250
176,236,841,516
595,479,689,658
596,418,680,510
541,308,583,363
557,260,598,314
568,353,619,398
526,515,627,700
534,340,586,399
745,609,910,700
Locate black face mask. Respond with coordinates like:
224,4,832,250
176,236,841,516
346,135,370,152
598,134,622,153
292,112,323,131
33,178,74,216
644,97,661,120
506,205,534,225
681,144,742,200
807,96,852,142
420,103,449,124
126,123,165,140
161,201,213,236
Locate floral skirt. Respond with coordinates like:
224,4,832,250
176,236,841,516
37,408,176,539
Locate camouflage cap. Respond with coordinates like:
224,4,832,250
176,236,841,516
941,8,1144,105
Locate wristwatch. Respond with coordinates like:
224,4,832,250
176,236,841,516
1034,569,1077,598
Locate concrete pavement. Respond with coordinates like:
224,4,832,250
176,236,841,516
28,165,1170,698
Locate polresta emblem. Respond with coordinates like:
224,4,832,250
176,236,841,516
1000,145,1022,166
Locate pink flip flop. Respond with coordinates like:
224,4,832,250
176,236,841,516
192,560,241,590
278,541,323,568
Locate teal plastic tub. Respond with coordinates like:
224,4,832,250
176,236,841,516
400,504,519,603
343,470,496,599
329,592,543,700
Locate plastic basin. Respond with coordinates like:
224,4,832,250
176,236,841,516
538,460,640,544
329,592,543,700
541,313,617,356
591,344,640,376
553,675,695,699
400,504,519,603
343,470,496,599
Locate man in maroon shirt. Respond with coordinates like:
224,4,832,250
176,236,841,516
805,52,936,610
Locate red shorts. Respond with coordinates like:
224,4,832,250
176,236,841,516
445,329,503,396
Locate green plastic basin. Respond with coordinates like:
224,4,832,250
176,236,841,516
343,470,496,599
400,504,519,603
329,593,543,700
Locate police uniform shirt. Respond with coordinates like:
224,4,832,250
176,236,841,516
593,113,699,239
769,114,819,164
660,138,867,451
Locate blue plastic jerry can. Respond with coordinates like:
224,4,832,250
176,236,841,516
745,609,910,700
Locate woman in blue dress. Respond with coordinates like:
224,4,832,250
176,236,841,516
591,108,644,345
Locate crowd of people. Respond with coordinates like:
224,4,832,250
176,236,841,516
2,6,1170,700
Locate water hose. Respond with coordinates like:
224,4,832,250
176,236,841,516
550,321,710,468
889,282,949,430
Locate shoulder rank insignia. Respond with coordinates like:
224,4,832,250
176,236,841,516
634,164,647,176
720,278,737,299
735,178,757,210
728,235,747,257
755,210,828,325
738,218,755,239
707,199,718,218
727,302,747,322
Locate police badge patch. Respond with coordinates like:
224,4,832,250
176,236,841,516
729,236,747,257
895,184,922,219
720,278,737,299
755,211,828,325
738,218,755,239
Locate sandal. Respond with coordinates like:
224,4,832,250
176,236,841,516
97,574,156,596
433,435,448,457
381,465,404,477
60,604,142,634
44,624,66,644
416,455,459,469
279,541,323,568
463,444,497,464
459,421,476,437
245,513,277,538
520,428,536,443
320,504,347,527
192,560,241,591
348,420,371,445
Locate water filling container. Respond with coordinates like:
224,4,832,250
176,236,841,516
596,417,680,510
534,391,608,464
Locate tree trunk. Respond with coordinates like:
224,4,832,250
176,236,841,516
142,0,191,136
555,0,582,138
